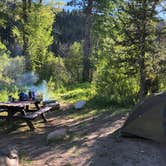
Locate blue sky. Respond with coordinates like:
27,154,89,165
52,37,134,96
61,0,78,11
44,0,166,19
43,0,75,11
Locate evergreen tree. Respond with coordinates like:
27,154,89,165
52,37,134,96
93,0,165,104
118,0,163,100
68,0,94,82
51,10,85,56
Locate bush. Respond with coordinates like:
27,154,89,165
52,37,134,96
39,54,69,89
4,56,25,83
0,90,8,102
94,61,139,106
64,42,83,83
0,55,25,97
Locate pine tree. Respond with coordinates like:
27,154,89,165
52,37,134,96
68,0,94,82
118,0,162,100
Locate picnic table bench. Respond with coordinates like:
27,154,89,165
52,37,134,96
0,100,60,130
14,106,53,130
0,108,8,113
0,108,8,120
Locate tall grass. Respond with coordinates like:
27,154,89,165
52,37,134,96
51,83,96,104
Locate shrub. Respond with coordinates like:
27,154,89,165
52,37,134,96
39,54,69,89
64,42,83,83
94,60,139,106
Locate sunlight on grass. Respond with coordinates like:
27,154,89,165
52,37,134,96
49,83,131,121
51,83,96,104
66,107,130,122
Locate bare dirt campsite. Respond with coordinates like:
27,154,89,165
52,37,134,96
0,101,166,166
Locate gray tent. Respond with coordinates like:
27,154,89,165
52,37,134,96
121,92,166,143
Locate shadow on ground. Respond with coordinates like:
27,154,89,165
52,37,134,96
0,106,166,166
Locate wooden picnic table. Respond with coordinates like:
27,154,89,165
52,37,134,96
0,100,59,130
0,101,39,118
0,101,34,107
0,101,33,117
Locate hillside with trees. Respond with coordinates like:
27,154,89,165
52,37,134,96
0,0,165,103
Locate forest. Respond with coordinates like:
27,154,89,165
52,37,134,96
0,0,165,105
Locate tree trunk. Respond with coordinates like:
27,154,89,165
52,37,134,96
22,0,32,71
139,0,147,101
139,57,146,100
28,0,31,9
82,0,93,82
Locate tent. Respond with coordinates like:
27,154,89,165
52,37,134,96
121,92,166,143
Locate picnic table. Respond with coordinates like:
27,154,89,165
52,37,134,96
0,100,60,130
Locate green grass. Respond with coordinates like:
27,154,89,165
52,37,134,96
19,150,32,166
50,83,131,121
51,83,96,104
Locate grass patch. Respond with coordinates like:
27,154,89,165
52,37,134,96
51,83,96,104
19,150,32,166
50,82,131,121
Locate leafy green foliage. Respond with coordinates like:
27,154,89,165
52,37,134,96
0,54,25,101
95,62,139,105
40,54,69,89
53,11,85,44
4,56,25,83
92,2,137,105
64,42,83,82
0,0,165,108
26,5,54,71
93,0,165,104
0,42,7,56
117,0,165,99
13,3,56,73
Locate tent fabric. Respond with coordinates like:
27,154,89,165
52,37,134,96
121,92,166,143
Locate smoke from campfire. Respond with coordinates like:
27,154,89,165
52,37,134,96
16,72,50,101
16,72,38,87
29,80,50,101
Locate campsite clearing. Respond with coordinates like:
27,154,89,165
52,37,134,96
0,104,166,166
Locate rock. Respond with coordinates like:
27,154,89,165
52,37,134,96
47,128,67,142
0,147,19,166
74,101,86,110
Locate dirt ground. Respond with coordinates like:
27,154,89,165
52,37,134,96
0,106,166,166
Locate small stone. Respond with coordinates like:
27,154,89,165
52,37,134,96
74,101,86,110
47,128,67,141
